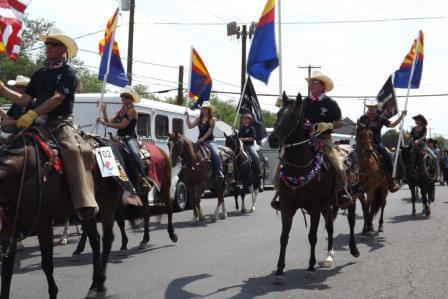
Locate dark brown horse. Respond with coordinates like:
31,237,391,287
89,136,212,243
0,131,121,299
168,132,234,222
268,95,359,280
355,127,389,234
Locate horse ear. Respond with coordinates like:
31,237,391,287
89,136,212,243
224,132,227,138
296,92,302,106
282,91,289,105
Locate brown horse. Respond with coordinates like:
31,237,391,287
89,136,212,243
268,94,359,280
0,130,122,299
168,132,234,222
355,127,389,234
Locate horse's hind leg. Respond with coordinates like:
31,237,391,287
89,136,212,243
70,225,88,261
37,221,58,299
83,218,101,298
233,183,239,211
139,204,150,250
275,207,296,280
116,211,128,252
322,209,335,268
1,241,18,299
58,217,69,245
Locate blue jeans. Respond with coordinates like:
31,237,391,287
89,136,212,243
123,136,146,178
206,140,223,173
246,144,261,172
377,143,393,174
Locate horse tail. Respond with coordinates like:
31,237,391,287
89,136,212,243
159,146,173,206
371,187,385,217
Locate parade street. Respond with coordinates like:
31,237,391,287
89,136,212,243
10,186,448,299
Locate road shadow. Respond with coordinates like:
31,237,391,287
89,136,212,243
355,233,386,253
164,273,212,298
197,262,356,298
388,213,428,224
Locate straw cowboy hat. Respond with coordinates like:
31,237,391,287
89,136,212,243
365,98,381,107
7,75,30,87
412,114,427,126
200,101,216,112
120,86,141,103
305,71,334,92
39,28,78,58
241,113,254,122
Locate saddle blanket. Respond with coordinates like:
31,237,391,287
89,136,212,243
143,142,165,191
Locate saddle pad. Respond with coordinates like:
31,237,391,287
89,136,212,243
143,142,165,191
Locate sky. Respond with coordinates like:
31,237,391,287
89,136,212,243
25,0,448,136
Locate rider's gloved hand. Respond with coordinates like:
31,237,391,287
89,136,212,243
315,122,334,133
17,110,38,129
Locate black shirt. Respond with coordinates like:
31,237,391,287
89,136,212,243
238,125,256,146
411,126,427,142
358,114,391,144
116,115,137,137
198,119,214,142
25,64,77,121
303,95,342,124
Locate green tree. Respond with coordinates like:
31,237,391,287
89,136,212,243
381,129,399,150
133,83,149,98
432,135,446,149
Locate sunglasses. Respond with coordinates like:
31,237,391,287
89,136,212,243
44,41,65,47
121,95,132,100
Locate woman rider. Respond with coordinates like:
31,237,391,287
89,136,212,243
238,113,261,178
98,87,151,191
410,114,436,159
185,101,224,180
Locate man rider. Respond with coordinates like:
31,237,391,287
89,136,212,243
0,28,98,220
357,98,406,192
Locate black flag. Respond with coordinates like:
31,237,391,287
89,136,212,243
376,75,398,119
239,77,267,143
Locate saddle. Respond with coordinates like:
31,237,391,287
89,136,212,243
197,143,235,179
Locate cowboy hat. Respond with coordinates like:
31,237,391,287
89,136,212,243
412,114,427,126
305,71,334,92
39,28,78,58
365,98,379,106
120,86,141,103
241,113,254,122
200,101,216,112
7,75,30,87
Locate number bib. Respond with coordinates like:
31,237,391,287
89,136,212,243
95,146,120,177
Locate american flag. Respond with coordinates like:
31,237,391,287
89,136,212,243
0,0,30,60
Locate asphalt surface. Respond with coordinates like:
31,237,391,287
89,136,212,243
8,184,448,299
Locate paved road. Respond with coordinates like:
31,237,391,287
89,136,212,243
9,185,448,298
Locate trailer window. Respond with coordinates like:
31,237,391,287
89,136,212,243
172,118,184,135
155,115,169,138
137,113,151,137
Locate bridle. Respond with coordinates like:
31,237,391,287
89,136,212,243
230,136,250,166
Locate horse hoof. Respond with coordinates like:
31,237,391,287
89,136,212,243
241,208,247,214
58,238,68,246
219,213,227,220
16,242,24,251
138,242,149,251
378,227,384,233
170,233,178,243
305,270,316,279
250,206,256,213
69,253,81,262
322,260,333,269
199,216,206,222
274,274,285,284
351,248,360,258
412,210,416,216
85,289,106,299
211,216,217,223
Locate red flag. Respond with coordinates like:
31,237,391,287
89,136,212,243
0,0,30,60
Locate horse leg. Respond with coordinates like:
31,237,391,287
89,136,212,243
197,187,206,222
37,222,58,299
70,225,88,261
306,209,321,278
241,185,246,213
233,183,239,211
220,186,228,220
275,207,296,281
189,186,198,222
213,189,222,223
139,204,151,250
58,217,69,245
359,193,370,235
365,191,375,234
249,184,257,212
116,211,128,253
1,242,17,299
347,200,360,257
83,219,101,298
322,209,335,268
421,187,430,216
378,187,387,233
410,185,417,216
162,184,178,243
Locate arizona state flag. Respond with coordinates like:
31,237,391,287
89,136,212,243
247,0,279,84
98,8,129,87
393,31,424,89
189,48,212,109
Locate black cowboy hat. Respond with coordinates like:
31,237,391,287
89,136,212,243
412,114,428,126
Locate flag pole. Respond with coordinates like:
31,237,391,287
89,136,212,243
233,76,249,129
277,0,283,96
186,46,193,109
392,31,422,178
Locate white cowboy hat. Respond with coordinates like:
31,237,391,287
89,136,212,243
120,86,141,103
200,101,216,112
39,28,78,58
365,98,379,106
305,71,334,92
7,75,30,87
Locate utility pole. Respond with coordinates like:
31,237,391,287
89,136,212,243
227,22,256,93
126,0,135,85
298,65,321,96
176,65,184,106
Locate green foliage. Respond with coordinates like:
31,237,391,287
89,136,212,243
133,83,149,97
21,15,54,52
381,129,399,149
432,135,446,149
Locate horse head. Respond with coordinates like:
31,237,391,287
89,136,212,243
355,127,374,153
168,132,185,167
268,92,303,149
224,132,241,155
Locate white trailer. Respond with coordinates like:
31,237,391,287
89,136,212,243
72,93,233,210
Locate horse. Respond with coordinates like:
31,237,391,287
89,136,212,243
224,132,260,213
401,143,436,216
268,94,359,279
0,129,122,299
168,132,234,222
355,127,389,234
70,139,178,258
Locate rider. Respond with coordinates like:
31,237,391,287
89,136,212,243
238,113,262,178
303,71,352,208
0,28,98,220
410,114,436,158
357,98,406,192
185,101,224,180
98,86,151,192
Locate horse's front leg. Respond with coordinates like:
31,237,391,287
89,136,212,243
139,204,151,250
410,185,417,215
275,202,296,282
70,225,88,261
378,187,387,233
1,240,18,299
421,187,430,216
249,184,257,212
306,208,321,278
58,217,69,245
83,218,101,298
233,183,240,211
359,193,370,235
346,200,360,257
365,191,375,234
322,208,335,268
37,221,58,299
188,186,198,222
